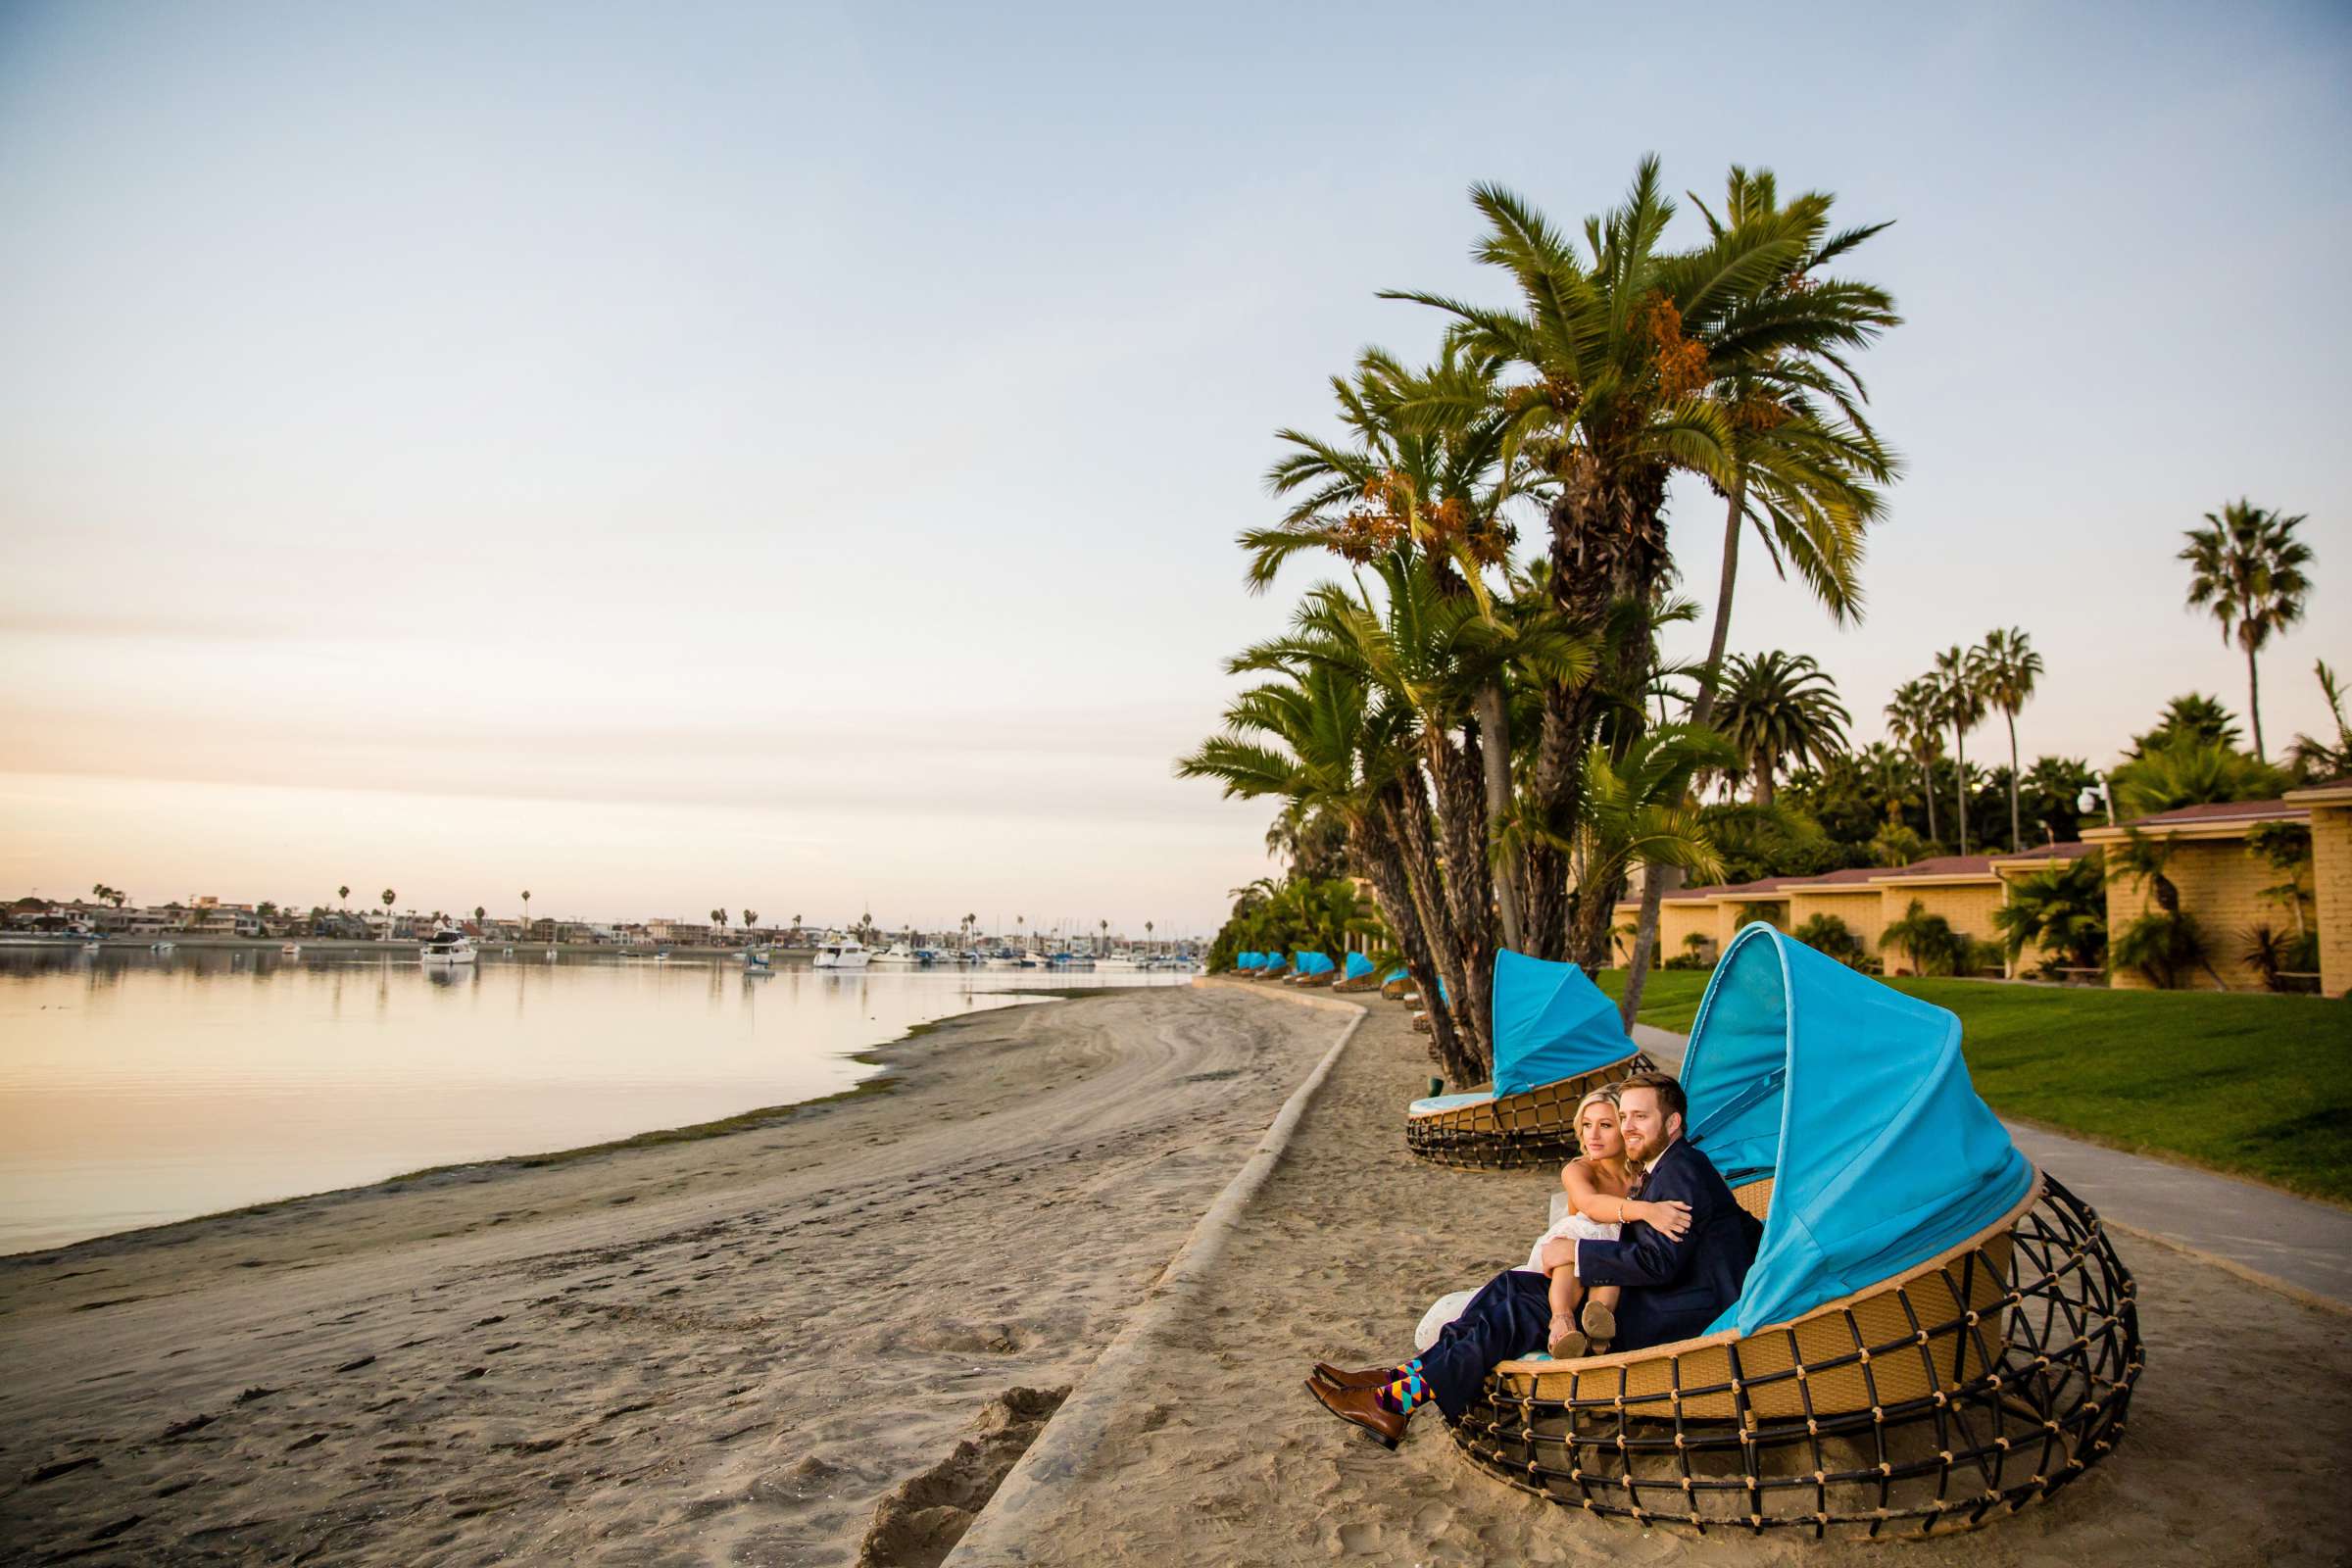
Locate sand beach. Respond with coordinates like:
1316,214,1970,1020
4,984,2347,1566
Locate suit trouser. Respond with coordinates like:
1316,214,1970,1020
1419,1267,1550,1420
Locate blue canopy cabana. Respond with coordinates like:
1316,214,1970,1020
1343,953,1375,980
1294,952,1336,976
1683,924,2033,1337
1234,952,1261,970
1409,950,1632,1115
1385,967,1407,983
1488,949,1630,1098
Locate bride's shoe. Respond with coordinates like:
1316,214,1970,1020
1580,1298,1616,1352
1546,1314,1589,1359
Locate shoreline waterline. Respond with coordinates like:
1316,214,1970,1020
3,951,1192,1256
0,998,1055,1264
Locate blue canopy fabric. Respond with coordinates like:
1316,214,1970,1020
1683,924,2033,1338
1490,949,1634,1099
1235,952,1261,969
1343,953,1375,980
1385,968,1407,983
1295,952,1335,976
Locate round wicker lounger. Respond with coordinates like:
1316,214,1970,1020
1403,1052,1655,1170
1447,1166,2140,1539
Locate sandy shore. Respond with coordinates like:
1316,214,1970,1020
984,986,2352,1567
0,987,1342,1566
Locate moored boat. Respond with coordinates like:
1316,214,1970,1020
813,935,870,969
419,929,478,964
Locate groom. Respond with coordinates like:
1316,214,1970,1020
1306,1071,1760,1447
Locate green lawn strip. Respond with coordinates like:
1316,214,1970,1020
1596,969,2351,1205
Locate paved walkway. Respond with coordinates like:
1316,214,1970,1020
1631,1022,2352,1311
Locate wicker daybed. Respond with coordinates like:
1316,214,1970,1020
1444,926,2140,1538
1333,955,1383,993
1290,952,1338,988
1405,951,1647,1170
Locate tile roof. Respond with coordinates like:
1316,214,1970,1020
2117,798,2306,829
1990,841,2093,861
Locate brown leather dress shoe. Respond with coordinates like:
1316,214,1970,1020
1311,1361,1398,1392
1304,1376,1407,1449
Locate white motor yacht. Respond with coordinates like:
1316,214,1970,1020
869,942,919,965
280,942,302,956
1095,952,1139,970
813,935,870,969
419,929,478,964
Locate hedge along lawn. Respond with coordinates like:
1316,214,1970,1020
1596,969,2352,1206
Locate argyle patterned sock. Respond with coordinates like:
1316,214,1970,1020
1373,1364,1429,1416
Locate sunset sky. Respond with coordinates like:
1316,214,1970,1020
2,0,2345,934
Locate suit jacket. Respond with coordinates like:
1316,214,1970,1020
1574,1136,1761,1351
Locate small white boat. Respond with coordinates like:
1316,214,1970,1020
150,941,174,953
869,942,919,965
281,942,302,956
1095,953,1138,970
813,935,869,970
419,929,478,964
545,948,559,960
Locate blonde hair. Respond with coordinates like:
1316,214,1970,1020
1573,1088,1622,1156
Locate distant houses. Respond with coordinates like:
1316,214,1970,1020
1613,783,2348,998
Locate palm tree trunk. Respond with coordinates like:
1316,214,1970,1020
2006,710,2023,852
1619,867,1665,1028
1752,752,1776,808
1921,751,1938,844
1473,681,1523,952
1386,785,1486,1080
1426,732,1496,1067
1953,724,1969,855
2246,640,2266,762
1690,474,1746,731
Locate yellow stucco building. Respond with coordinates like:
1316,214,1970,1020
2084,796,2335,994
1613,852,2082,975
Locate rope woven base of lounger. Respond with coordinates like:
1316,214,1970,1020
1445,1172,2140,1539
1403,1054,1656,1171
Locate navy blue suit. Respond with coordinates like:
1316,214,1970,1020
1574,1136,1760,1350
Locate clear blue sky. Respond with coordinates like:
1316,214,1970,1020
1,0,2344,932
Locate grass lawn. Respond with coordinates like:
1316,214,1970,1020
1595,969,2352,1206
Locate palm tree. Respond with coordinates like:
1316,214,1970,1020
1179,642,1487,1082
1713,651,1849,805
337,884,350,910
2180,501,2313,762
1145,919,1154,955
1932,645,1988,854
1885,679,1944,845
1680,167,1900,728
520,890,531,933
743,908,758,933
1978,627,2043,852
1395,162,1899,992
379,888,396,939
472,905,485,928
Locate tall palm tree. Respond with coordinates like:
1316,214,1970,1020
1395,163,1900,1013
1932,645,1988,854
1978,627,2043,852
1713,651,1850,805
1179,649,1486,1082
1680,167,1900,728
2180,501,2314,761
1885,679,1943,845
379,888,396,939
337,884,350,910
1249,343,1543,949
520,890,531,932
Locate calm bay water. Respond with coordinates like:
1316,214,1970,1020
0,948,1188,1253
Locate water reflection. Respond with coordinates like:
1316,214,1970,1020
0,948,1186,1253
